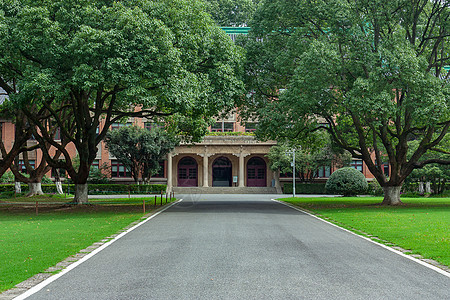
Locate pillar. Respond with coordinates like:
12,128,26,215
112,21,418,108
239,154,245,187
203,154,209,187
167,153,173,192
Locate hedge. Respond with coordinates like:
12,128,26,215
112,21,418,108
0,183,167,194
283,183,327,194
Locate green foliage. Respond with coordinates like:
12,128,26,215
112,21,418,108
0,171,14,183
367,180,383,196
0,0,244,203
240,0,450,204
267,138,351,182
203,0,259,26
105,126,178,183
282,183,326,194
88,164,110,184
405,137,450,194
325,167,368,196
41,175,53,184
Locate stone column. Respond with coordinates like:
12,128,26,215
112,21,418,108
239,154,245,187
167,153,173,193
203,154,209,187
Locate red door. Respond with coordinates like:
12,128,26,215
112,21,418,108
247,157,266,187
178,157,198,187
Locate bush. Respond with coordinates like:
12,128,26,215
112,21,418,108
0,171,15,184
283,183,327,194
325,167,368,196
367,180,383,196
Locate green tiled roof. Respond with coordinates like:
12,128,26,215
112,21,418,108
220,27,250,35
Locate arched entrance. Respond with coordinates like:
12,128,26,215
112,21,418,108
212,157,232,187
178,157,198,187
247,157,266,187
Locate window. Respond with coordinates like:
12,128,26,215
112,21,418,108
317,166,331,178
54,127,61,140
111,160,131,177
110,122,132,131
210,121,234,132
223,122,234,132
144,122,162,131
91,160,100,170
351,160,363,173
211,122,223,132
245,123,257,132
18,160,35,173
383,164,389,177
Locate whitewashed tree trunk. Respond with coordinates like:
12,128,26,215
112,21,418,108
27,182,44,196
382,186,403,205
15,181,21,194
73,183,89,204
425,182,431,194
55,181,64,194
418,182,424,194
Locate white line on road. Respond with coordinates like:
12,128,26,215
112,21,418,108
13,199,183,300
272,199,450,279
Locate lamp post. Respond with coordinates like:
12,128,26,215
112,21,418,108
286,149,296,197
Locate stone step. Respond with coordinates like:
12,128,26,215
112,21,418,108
172,187,279,194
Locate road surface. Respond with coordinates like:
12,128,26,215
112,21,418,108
21,194,449,299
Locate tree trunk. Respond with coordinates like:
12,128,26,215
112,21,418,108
73,183,89,204
418,182,424,194
382,186,403,205
15,181,21,194
27,182,44,197
55,181,64,194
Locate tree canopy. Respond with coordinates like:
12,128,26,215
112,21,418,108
240,0,450,205
0,0,244,203
105,126,179,184
203,0,259,26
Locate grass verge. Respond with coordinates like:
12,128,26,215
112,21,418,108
279,197,450,267
0,196,175,292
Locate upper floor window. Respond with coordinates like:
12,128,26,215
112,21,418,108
144,122,162,131
245,123,257,132
18,160,35,173
351,159,363,173
211,121,234,132
110,122,132,131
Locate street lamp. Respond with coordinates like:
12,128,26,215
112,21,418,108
286,149,296,197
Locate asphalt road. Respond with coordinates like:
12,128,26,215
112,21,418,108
22,194,449,300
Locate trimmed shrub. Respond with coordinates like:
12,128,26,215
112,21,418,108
367,180,383,196
325,167,368,196
283,183,327,194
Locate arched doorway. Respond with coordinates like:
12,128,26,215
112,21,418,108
212,157,232,187
247,157,266,187
178,157,198,187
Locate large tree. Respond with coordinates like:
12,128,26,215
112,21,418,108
241,0,450,205
203,0,259,26
1,0,244,203
105,126,179,184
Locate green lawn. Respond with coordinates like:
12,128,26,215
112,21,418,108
280,197,450,267
0,196,175,292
